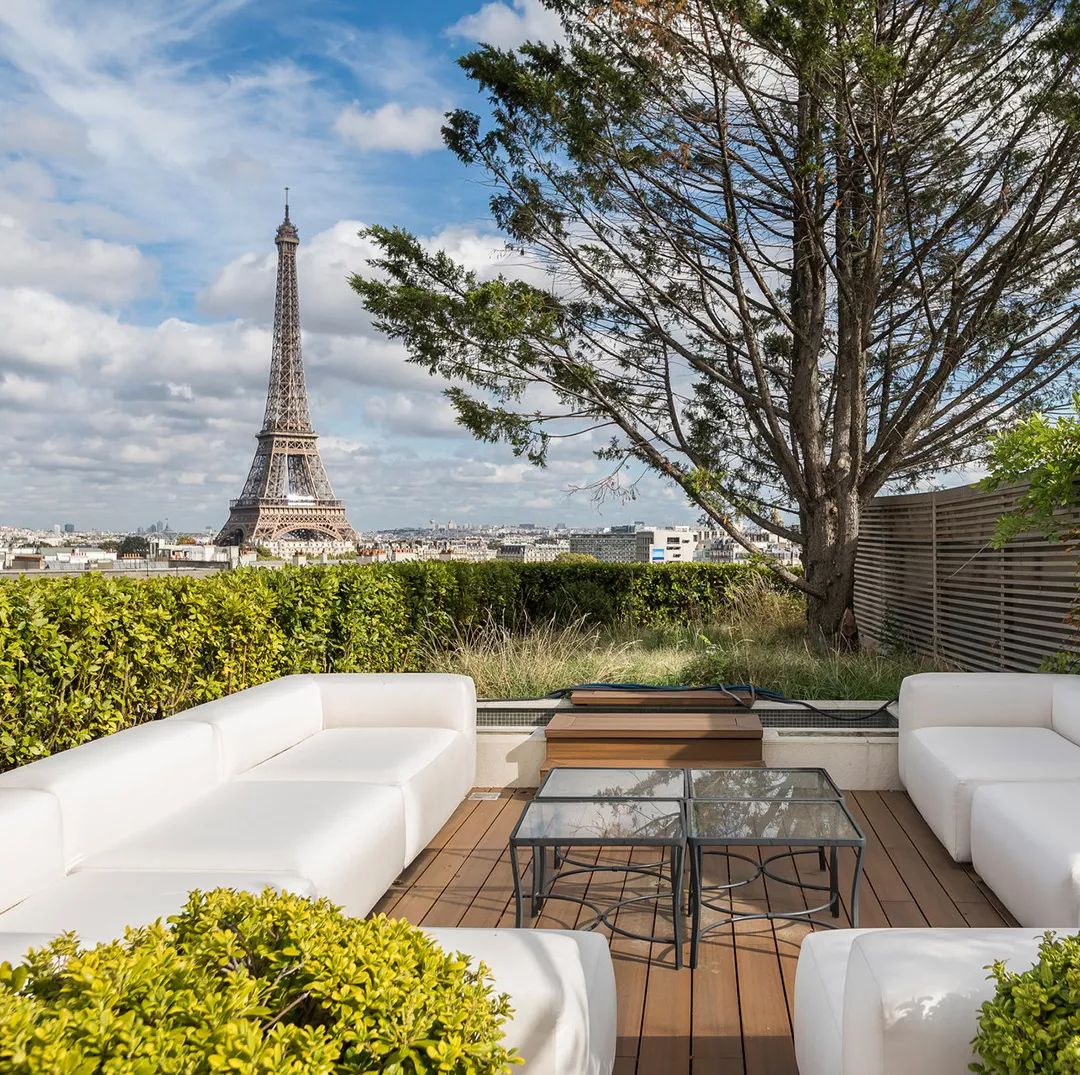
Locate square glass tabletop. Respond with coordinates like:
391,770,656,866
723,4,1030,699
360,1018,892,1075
513,798,685,845
689,798,863,845
537,767,687,800
689,767,842,801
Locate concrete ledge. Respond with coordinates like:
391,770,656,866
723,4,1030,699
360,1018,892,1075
476,726,901,790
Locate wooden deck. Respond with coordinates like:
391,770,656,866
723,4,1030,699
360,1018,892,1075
374,789,1018,1075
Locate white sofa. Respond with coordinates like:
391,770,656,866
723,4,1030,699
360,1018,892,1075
898,672,1080,862
794,927,1057,1075
0,673,616,1075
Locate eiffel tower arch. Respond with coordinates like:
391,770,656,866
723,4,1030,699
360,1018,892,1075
216,196,358,548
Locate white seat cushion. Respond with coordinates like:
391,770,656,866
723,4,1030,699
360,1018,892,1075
240,728,471,862
843,928,1050,1075
0,933,56,965
902,726,1080,861
0,721,219,866
794,929,879,1075
425,927,616,1075
971,781,1080,928
0,789,64,913
0,869,315,947
79,781,406,917
170,675,323,779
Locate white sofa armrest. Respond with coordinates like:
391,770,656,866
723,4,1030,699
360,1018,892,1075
898,673,1059,734
314,673,477,734
842,928,1048,1075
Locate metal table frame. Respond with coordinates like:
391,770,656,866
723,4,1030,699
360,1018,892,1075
509,766,866,973
509,787,688,968
687,793,866,969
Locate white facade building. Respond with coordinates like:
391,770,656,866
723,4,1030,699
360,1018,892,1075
496,541,571,563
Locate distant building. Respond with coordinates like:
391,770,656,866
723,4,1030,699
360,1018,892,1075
496,541,570,563
63,523,75,534
569,532,637,562
568,526,699,563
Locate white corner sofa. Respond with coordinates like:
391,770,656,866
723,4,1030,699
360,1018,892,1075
794,926,1062,1075
899,672,1080,863
0,673,616,1075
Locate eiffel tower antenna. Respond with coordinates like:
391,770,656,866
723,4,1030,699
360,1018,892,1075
216,199,358,548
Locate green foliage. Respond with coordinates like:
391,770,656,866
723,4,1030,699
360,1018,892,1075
981,396,1080,548
0,561,783,769
0,887,519,1075
970,930,1080,1074
116,535,150,557
553,551,596,563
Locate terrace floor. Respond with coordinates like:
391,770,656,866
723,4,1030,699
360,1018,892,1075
374,788,1018,1075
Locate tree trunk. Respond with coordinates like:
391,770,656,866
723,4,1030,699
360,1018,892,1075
802,493,861,649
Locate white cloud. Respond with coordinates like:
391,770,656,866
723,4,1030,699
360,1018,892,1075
0,216,152,303
447,0,565,48
0,108,95,161
334,102,447,155
364,393,463,438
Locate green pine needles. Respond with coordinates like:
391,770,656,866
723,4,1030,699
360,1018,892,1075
971,931,1080,1074
0,888,520,1075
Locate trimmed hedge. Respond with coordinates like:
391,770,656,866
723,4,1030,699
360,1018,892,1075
0,887,519,1074
0,560,789,771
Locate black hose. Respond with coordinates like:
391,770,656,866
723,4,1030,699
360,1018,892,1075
480,681,898,721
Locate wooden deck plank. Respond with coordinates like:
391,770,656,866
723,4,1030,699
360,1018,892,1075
876,791,1014,925
392,787,1014,1073
383,795,510,923
609,846,661,1063
422,793,527,927
844,794,929,926
853,792,968,927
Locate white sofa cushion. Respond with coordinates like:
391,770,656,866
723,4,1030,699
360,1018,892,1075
170,675,323,779
842,928,1050,1075
794,929,880,1075
0,789,64,913
0,869,315,947
971,781,1080,928
316,672,476,766
0,721,219,866
425,927,616,1075
1052,676,1080,748
901,726,1080,861
0,933,56,966
240,727,472,862
78,781,406,917
899,672,1058,735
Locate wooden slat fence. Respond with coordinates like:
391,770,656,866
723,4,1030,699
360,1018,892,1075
854,482,1080,670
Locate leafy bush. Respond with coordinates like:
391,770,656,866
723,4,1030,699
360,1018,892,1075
970,930,1080,1074
0,560,787,770
0,887,519,1075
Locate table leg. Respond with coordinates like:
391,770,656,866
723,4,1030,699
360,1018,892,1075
689,842,702,970
510,843,524,928
850,843,866,928
532,846,545,917
818,846,827,871
829,846,839,918
671,842,684,970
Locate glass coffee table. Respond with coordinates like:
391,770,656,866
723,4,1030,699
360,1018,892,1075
688,770,865,968
509,766,865,971
511,767,687,967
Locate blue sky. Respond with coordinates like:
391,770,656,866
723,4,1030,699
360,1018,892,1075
0,0,698,533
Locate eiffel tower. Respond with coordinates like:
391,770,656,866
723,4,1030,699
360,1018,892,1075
216,195,358,547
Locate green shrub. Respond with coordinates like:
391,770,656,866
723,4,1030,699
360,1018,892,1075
0,887,519,1075
970,930,1080,1074
0,560,786,770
